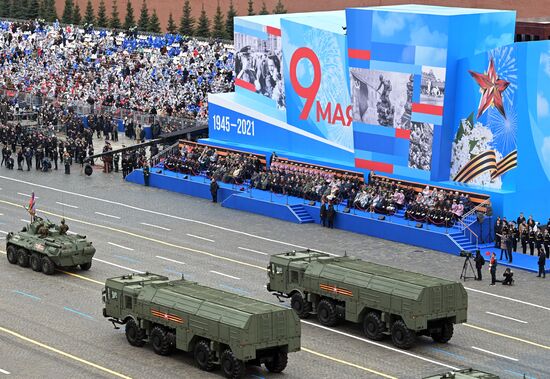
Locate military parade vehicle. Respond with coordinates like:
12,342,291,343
423,368,500,379
5,217,96,275
267,250,468,349
103,273,301,379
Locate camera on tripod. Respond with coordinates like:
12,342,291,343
460,250,473,258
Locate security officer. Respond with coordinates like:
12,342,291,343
529,227,536,255
537,249,546,278
143,163,150,186
544,228,550,259
521,224,529,254
113,153,120,173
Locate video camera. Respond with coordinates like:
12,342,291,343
459,250,473,258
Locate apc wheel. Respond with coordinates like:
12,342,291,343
80,262,92,271
363,312,386,341
6,245,18,264
317,299,338,327
17,249,29,267
150,326,173,355
391,320,416,349
220,349,245,379
431,322,454,343
41,257,55,275
30,253,42,272
291,292,312,319
125,319,146,347
194,340,215,371
264,350,288,373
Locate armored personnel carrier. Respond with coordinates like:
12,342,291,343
423,368,500,379
267,250,468,349
5,217,95,275
103,273,301,379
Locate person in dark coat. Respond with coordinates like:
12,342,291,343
320,199,327,227
210,178,219,203
538,248,546,278
327,201,336,229
143,163,150,186
489,252,497,285
474,250,485,280
494,217,502,248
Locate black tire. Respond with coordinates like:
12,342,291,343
41,257,55,275
17,249,29,267
264,350,288,373
80,261,92,271
6,245,18,264
290,292,312,319
220,349,245,379
194,340,215,371
30,253,42,272
317,299,338,327
431,322,454,343
363,312,386,341
390,320,416,349
150,326,173,355
125,319,146,347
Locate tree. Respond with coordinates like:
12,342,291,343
195,5,210,38
225,0,237,39
62,0,74,24
259,2,269,15
0,0,9,18
273,0,286,14
137,0,149,31
124,0,135,29
73,2,82,25
83,0,95,25
96,0,108,27
42,0,58,22
27,0,41,20
110,0,121,29
247,0,255,16
148,9,161,33
12,0,28,19
211,3,226,39
179,0,194,36
166,13,177,34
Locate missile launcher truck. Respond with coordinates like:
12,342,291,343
267,250,468,349
103,273,301,379
5,217,95,275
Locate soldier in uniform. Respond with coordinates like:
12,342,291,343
528,227,536,255
113,153,120,173
535,225,544,252
59,219,69,235
38,224,49,238
544,228,550,259
521,224,529,254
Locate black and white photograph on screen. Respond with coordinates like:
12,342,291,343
420,66,446,106
408,121,434,171
234,32,285,109
350,68,412,128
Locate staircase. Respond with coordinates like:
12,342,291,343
288,204,314,224
449,231,478,252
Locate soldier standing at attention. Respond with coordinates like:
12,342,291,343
143,163,150,186
63,151,71,174
327,200,336,229
537,249,546,278
210,178,219,203
320,198,327,227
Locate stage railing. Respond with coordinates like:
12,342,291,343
457,219,479,249
150,141,180,167
460,198,490,226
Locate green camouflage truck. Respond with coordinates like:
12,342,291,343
103,273,301,379
423,368,500,379
267,250,468,349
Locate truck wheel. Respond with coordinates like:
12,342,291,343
363,312,385,341
220,349,245,379
431,322,454,343
150,326,173,355
6,245,18,264
317,299,338,327
80,262,92,271
41,257,55,275
291,293,312,319
17,249,29,267
264,350,288,373
125,319,146,347
30,253,42,272
194,340,215,371
391,320,416,349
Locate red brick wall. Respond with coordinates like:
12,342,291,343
62,1,530,33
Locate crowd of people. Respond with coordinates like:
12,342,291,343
495,213,550,262
0,19,234,122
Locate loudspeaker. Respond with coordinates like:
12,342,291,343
308,201,315,206
378,215,385,221
415,223,423,228
343,207,350,214
84,164,93,176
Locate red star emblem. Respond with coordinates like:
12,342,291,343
469,58,510,119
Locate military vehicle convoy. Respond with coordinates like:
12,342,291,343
423,368,500,379
103,273,301,379
267,250,468,349
5,217,96,275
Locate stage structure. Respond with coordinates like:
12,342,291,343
205,4,550,219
